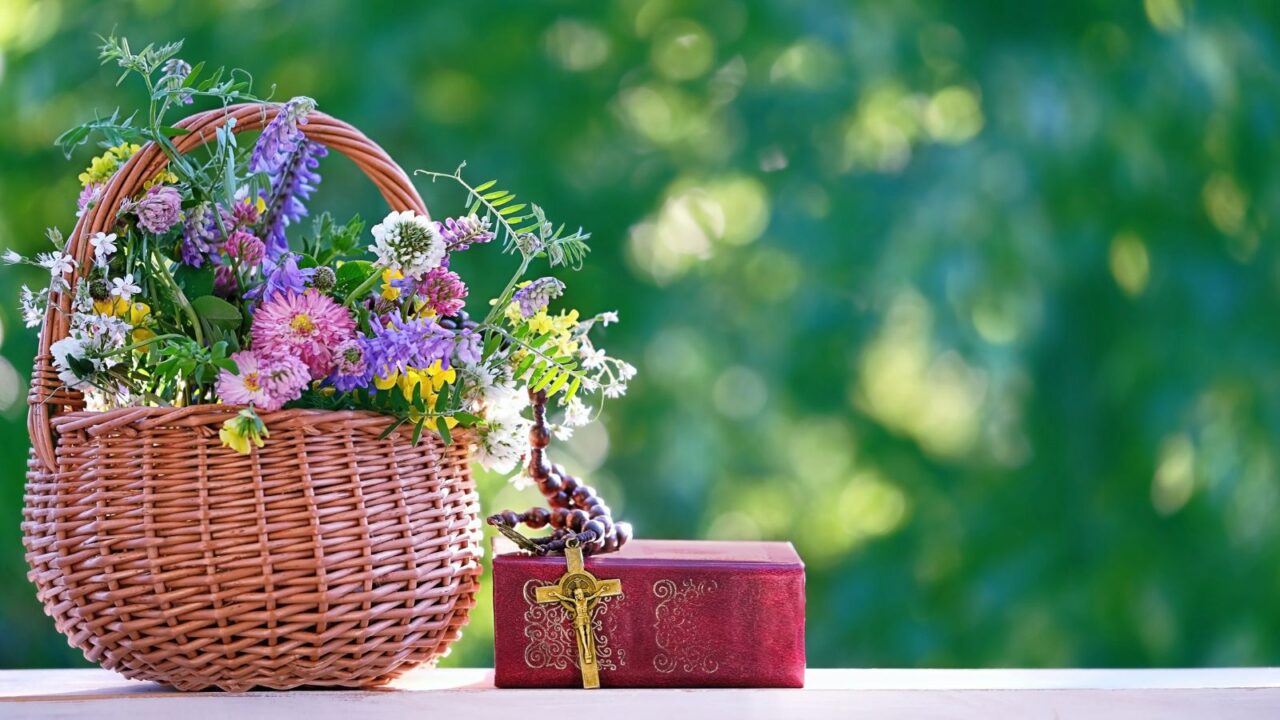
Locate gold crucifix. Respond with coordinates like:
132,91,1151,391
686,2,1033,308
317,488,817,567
533,536,622,689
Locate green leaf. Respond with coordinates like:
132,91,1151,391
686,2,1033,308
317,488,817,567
548,371,571,397
499,203,527,216
452,411,484,426
436,416,453,445
474,179,497,193
190,295,242,328
565,375,582,402
379,416,408,440
173,264,215,298
335,260,375,297
483,189,511,201
532,367,558,393
490,194,516,207
411,417,426,445
514,353,537,380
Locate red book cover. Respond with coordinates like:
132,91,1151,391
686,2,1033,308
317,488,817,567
492,539,806,688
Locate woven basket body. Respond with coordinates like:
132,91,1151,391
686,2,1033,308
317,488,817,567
22,104,482,691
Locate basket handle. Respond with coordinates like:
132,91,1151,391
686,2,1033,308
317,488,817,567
28,102,429,471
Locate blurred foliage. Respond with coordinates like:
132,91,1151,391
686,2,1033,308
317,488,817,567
2,0,1280,670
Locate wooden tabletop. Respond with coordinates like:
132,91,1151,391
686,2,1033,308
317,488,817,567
3,667,1280,719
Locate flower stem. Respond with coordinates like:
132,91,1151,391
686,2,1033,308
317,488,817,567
150,249,202,345
343,267,384,309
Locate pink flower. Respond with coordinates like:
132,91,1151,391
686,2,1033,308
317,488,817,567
226,230,265,267
251,290,356,379
130,185,183,234
418,266,468,317
215,349,309,411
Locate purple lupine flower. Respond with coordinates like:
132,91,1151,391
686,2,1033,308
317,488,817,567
364,314,455,383
248,251,315,303
261,140,327,257
513,277,565,318
129,185,183,234
437,214,495,253
327,338,372,392
180,203,220,267
453,328,481,365
249,97,316,174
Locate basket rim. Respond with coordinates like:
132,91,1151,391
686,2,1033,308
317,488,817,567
47,403,474,444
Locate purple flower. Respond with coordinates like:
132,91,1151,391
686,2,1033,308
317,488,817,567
327,338,372,392
226,230,265,268
214,265,238,298
417,266,468,317
77,183,102,218
249,96,316,175
513,277,565,318
453,328,481,365
437,214,494,253
248,251,315,303
161,59,194,105
180,203,219,267
261,140,327,258
364,314,454,383
130,185,183,234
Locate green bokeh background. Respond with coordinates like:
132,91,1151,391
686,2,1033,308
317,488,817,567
2,0,1280,670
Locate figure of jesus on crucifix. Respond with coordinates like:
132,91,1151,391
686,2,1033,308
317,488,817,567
534,537,623,688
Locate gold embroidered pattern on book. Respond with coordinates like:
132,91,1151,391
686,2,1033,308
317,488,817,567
652,578,720,674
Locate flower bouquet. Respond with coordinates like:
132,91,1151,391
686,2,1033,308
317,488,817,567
14,37,632,691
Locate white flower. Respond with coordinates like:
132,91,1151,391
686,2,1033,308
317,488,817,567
563,396,591,427
1,249,22,264
111,274,141,301
37,251,76,278
604,383,626,399
552,424,574,441
580,344,607,371
50,336,90,389
473,413,531,474
368,210,445,279
598,311,619,326
89,232,118,268
617,362,637,382
20,285,46,328
581,377,599,393
509,472,535,491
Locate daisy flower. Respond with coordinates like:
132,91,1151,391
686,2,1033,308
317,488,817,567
38,252,76,278
250,289,356,379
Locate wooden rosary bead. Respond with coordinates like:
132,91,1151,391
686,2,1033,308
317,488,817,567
528,423,550,448
596,515,614,535
499,509,521,527
559,474,579,495
615,522,633,546
584,519,605,538
529,456,552,480
589,503,610,518
538,472,562,493
550,507,570,529
524,507,550,529
549,490,571,508
602,533,618,553
567,509,590,532
572,485,596,506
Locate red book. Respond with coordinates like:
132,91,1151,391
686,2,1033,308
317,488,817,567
492,539,806,688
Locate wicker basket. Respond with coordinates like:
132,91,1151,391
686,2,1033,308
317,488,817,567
22,103,483,691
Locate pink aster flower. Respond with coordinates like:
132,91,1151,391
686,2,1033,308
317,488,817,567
129,185,183,234
216,349,311,412
250,289,356,379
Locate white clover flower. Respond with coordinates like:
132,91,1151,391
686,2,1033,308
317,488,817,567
368,210,445,279
111,274,141,301
89,232,118,268
38,251,76,278
1,249,22,265
473,413,531,474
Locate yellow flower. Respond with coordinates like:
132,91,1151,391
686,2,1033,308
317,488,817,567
128,302,151,325
93,296,129,317
78,143,141,187
381,268,403,300
555,337,579,358
503,301,524,325
374,371,400,390
219,409,269,455
143,171,180,190
528,310,554,335
551,309,580,335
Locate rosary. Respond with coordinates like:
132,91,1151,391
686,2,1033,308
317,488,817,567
486,388,633,556
486,389,632,689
